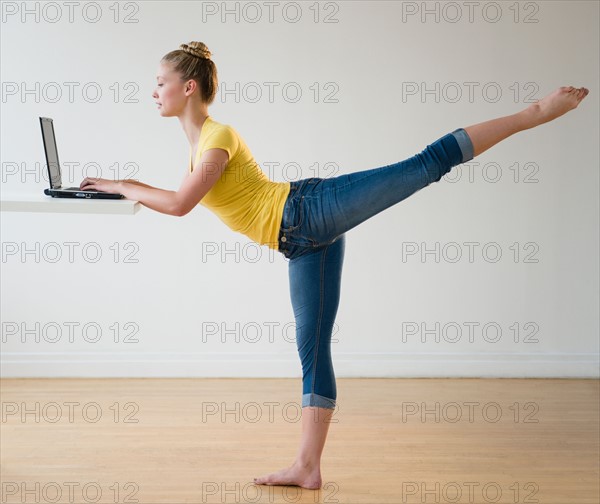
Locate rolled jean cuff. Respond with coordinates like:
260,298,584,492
302,392,336,409
451,128,475,163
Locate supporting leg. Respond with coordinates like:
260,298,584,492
254,237,344,490
253,406,332,489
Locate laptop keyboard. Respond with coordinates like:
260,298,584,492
64,187,94,191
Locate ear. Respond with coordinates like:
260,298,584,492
184,79,197,96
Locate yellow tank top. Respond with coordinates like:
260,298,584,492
189,116,291,251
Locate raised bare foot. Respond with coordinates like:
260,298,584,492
528,86,589,126
253,460,322,490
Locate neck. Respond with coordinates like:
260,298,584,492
178,102,210,149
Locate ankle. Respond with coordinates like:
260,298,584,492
293,457,320,471
521,102,543,129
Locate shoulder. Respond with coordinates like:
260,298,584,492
206,119,238,140
203,119,240,158
208,117,236,133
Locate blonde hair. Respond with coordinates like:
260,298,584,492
161,41,218,105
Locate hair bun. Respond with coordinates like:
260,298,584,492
179,42,211,60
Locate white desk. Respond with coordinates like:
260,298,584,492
1,193,141,215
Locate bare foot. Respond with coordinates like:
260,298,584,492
253,460,322,490
528,86,589,126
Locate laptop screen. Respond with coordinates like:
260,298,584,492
40,117,62,189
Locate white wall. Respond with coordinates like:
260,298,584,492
1,0,598,378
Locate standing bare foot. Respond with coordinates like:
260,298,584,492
528,86,589,127
253,459,322,490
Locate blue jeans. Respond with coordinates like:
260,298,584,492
276,128,474,410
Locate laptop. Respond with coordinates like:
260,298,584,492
40,116,124,199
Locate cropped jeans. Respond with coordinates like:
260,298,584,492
275,128,475,410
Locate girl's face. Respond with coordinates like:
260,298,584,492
152,63,189,117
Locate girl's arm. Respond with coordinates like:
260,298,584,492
116,148,230,217
117,182,180,216
81,149,230,216
120,179,157,189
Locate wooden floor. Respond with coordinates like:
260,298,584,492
1,378,598,503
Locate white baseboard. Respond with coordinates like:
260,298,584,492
1,352,598,378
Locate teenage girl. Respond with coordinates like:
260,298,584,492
80,41,589,490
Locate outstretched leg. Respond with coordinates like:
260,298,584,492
296,86,590,249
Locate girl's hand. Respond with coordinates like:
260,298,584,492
79,177,121,193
